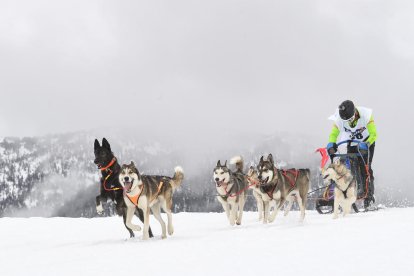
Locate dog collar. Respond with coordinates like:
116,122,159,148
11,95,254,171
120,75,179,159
99,157,117,171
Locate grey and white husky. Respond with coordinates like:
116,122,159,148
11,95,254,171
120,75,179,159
256,154,310,223
322,162,356,219
213,156,248,226
119,162,184,240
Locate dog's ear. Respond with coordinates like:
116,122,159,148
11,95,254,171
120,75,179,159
267,154,274,165
130,161,135,167
217,160,221,167
102,138,111,151
224,160,227,167
259,156,264,164
249,165,254,170
94,139,100,151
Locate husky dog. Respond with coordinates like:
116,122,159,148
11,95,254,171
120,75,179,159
94,138,152,238
246,166,275,222
256,154,310,223
322,162,356,219
119,162,184,240
213,156,248,226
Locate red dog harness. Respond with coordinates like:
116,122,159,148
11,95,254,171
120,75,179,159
265,169,300,199
281,169,300,190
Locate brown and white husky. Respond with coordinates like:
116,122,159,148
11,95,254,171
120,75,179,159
119,162,184,240
256,154,310,223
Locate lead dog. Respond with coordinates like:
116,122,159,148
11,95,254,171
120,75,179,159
213,156,248,226
322,162,356,219
119,162,184,240
256,154,310,223
94,138,152,238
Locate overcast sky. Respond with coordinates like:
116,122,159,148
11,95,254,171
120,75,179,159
0,0,413,148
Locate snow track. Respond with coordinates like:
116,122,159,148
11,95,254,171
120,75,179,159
0,209,412,276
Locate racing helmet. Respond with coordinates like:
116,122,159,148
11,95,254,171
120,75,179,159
339,100,355,121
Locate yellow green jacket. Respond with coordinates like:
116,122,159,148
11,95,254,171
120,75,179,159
328,107,377,145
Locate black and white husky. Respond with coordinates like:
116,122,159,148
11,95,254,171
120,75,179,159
256,154,310,223
119,162,184,240
322,162,356,219
213,156,248,226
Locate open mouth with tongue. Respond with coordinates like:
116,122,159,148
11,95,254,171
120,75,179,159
260,176,269,185
124,180,134,193
216,180,227,187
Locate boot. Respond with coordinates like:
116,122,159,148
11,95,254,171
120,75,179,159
364,195,377,212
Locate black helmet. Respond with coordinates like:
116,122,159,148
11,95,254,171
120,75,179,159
339,100,355,121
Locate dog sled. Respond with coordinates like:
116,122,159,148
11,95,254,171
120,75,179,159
314,140,375,214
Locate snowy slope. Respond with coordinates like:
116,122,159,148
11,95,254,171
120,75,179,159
0,209,412,276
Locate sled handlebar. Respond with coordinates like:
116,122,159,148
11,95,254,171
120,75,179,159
329,153,365,158
337,140,364,146
331,140,369,159
315,140,368,169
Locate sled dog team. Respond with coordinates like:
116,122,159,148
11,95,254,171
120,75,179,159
214,154,310,226
94,138,357,239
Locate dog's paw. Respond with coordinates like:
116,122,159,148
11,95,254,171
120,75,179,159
168,226,174,236
96,204,104,215
332,214,339,219
267,217,275,223
133,225,141,231
162,234,167,239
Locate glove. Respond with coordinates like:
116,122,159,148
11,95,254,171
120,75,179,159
326,142,338,155
358,142,369,151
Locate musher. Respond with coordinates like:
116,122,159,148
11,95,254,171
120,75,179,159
326,100,377,210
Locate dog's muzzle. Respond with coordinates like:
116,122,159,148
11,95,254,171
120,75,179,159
95,161,102,169
216,180,226,187
323,174,329,180
259,176,269,185
123,180,134,193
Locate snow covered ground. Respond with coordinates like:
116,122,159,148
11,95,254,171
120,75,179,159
0,209,412,276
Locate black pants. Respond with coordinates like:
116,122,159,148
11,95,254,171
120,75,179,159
347,143,375,199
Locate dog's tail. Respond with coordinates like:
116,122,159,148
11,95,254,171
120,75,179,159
170,166,184,189
300,169,311,192
230,156,244,173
